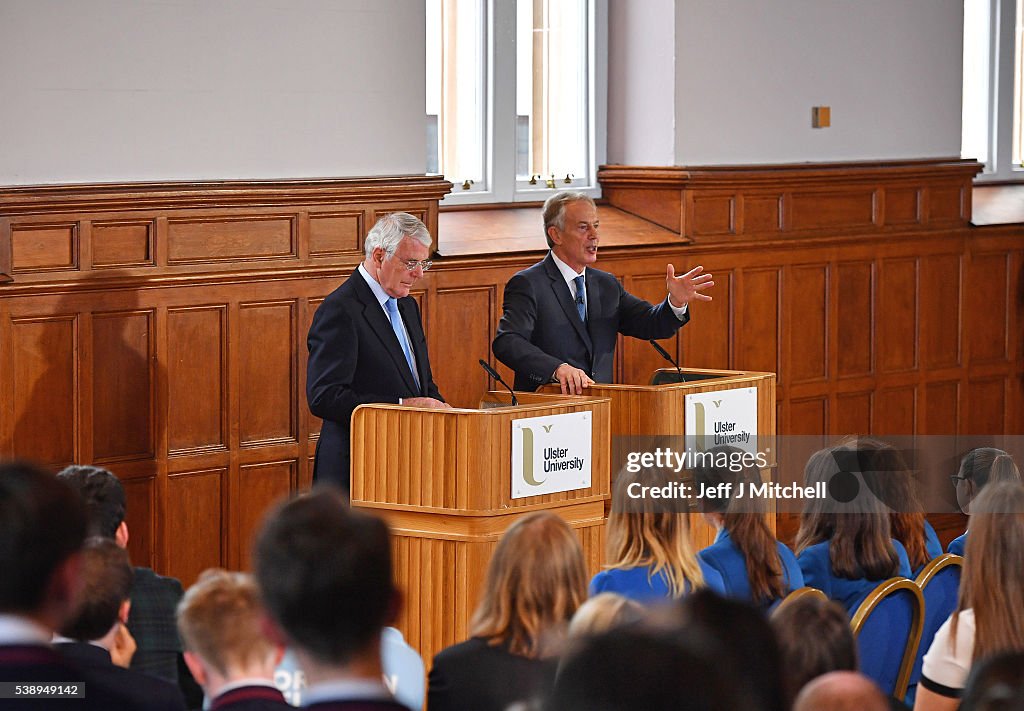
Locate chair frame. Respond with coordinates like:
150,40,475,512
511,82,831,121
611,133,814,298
771,586,828,615
850,577,925,701
914,553,964,589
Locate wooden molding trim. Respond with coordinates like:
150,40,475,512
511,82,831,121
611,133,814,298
598,159,984,238
0,175,454,215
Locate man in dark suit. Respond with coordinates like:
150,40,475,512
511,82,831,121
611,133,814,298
255,490,410,711
0,461,146,710
307,212,448,491
54,538,185,711
492,191,714,393
56,465,198,704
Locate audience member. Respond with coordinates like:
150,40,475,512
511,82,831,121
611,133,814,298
916,481,1024,711
177,568,288,710
848,437,942,575
547,626,745,711
770,594,859,704
948,448,1021,556
694,446,804,608
793,671,890,711
959,652,1024,711
566,593,644,641
55,537,185,710
254,490,408,710
591,465,725,602
56,464,193,693
680,590,788,711
428,512,587,711
0,460,146,710
795,445,913,614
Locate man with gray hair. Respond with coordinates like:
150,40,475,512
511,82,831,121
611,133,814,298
493,191,713,394
307,212,448,491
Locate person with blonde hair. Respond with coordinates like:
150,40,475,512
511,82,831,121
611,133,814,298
914,481,1024,711
590,465,725,603
428,511,588,711
567,593,644,641
177,568,287,710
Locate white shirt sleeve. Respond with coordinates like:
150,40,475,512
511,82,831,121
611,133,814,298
921,609,975,694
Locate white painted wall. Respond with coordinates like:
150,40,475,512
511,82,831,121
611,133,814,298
673,0,964,165
606,0,676,165
0,0,425,185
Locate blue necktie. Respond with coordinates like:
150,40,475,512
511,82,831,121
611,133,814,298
573,275,586,322
385,297,419,388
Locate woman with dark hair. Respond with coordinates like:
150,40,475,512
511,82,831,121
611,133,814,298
590,465,725,603
694,446,803,608
914,482,1024,711
795,445,912,614
428,511,588,711
948,448,1021,556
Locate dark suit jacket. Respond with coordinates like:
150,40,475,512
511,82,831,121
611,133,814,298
127,565,183,683
307,269,443,490
210,684,291,710
427,636,558,711
0,643,148,710
492,253,688,391
56,641,185,711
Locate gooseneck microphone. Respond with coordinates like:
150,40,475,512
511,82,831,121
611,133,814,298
648,339,686,383
479,359,519,406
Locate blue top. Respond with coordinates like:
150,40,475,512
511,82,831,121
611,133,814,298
797,539,913,615
589,560,726,603
697,529,804,607
913,520,944,577
947,531,967,557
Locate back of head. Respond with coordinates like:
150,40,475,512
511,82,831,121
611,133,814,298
680,590,787,711
254,491,395,666
177,569,278,677
471,511,587,658
793,671,888,711
549,627,745,711
960,652,1024,711
958,481,1024,661
59,537,133,641
607,465,703,597
56,464,126,539
567,593,644,641
770,595,858,704
0,461,87,617
960,448,1020,490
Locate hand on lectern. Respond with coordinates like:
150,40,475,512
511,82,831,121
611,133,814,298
553,363,594,395
403,397,451,408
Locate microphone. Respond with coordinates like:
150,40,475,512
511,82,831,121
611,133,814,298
648,339,686,383
479,359,519,406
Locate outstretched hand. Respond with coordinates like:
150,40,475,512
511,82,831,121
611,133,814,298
666,264,714,308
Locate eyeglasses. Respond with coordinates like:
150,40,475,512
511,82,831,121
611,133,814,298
396,259,433,272
950,475,969,487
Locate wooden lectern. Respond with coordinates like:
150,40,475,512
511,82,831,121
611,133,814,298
349,395,611,667
536,367,777,547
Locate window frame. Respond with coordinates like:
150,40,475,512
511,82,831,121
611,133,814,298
432,0,608,205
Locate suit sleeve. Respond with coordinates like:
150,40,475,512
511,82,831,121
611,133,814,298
306,299,402,425
614,283,689,341
492,273,564,384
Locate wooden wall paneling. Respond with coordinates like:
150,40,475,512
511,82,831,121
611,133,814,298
788,397,828,435
431,285,496,408
920,254,963,370
92,220,155,268
965,251,1010,364
620,273,680,385
234,460,296,571
833,391,872,436
923,381,960,435
789,190,878,232
835,261,874,378
735,268,780,375
167,214,297,265
238,301,296,445
166,468,226,585
308,210,365,259
11,223,79,273
787,264,829,384
927,184,966,223
92,309,155,462
122,474,156,569
965,378,1007,436
877,258,919,373
681,267,731,370
875,386,917,435
167,306,227,453
885,188,922,226
10,313,78,465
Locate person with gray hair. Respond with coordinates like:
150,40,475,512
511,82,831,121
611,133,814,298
493,191,713,394
307,211,449,491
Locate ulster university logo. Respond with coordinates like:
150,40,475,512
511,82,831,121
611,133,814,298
520,426,546,486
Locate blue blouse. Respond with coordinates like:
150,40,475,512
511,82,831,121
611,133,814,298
947,531,967,557
797,538,913,615
697,529,805,607
589,559,726,603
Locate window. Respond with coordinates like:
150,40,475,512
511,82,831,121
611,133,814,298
963,0,1024,180
426,0,607,204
